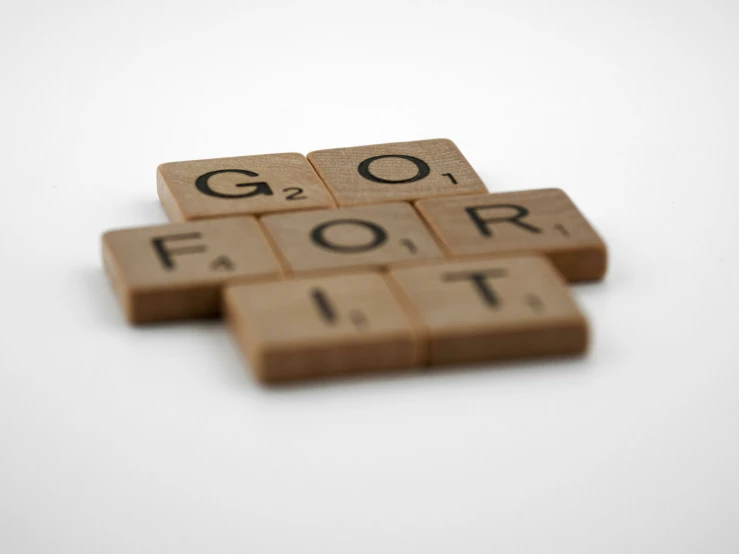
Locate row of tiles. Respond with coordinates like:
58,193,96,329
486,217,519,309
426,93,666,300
225,256,588,383
103,189,607,323
157,138,489,220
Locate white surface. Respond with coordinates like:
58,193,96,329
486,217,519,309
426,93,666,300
1,1,738,552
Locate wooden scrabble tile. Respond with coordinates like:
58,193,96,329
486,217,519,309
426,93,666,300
224,272,419,382
307,139,487,206
387,256,588,366
415,188,607,281
260,202,445,274
157,153,335,221
102,217,282,323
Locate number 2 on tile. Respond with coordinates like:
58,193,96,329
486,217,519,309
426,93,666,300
283,187,306,200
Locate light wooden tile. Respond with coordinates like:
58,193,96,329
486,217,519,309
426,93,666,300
415,189,607,281
387,256,588,365
157,153,335,221
307,139,487,206
224,272,419,382
260,202,445,274
102,217,282,323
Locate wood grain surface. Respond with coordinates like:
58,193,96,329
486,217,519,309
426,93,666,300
158,153,335,221
415,188,607,281
387,255,588,365
260,202,445,274
102,217,282,323
307,139,488,206
224,272,419,382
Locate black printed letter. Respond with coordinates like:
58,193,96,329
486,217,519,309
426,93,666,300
151,233,207,270
310,288,338,324
465,204,542,237
195,169,274,199
357,155,430,184
442,269,508,308
310,219,388,253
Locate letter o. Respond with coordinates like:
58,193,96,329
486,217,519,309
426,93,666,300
310,219,388,253
357,155,430,184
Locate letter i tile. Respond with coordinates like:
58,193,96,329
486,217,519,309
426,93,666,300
224,272,420,382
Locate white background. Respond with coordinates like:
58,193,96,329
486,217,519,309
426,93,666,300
1,0,738,552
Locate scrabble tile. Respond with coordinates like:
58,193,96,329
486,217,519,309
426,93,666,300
224,272,419,382
415,189,607,282
387,256,588,365
307,139,487,206
102,217,282,323
260,202,445,274
157,153,335,221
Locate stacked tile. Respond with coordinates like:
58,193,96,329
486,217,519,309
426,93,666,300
103,139,607,382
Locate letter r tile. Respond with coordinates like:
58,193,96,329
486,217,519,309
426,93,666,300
157,153,335,221
102,217,282,323
415,189,607,281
